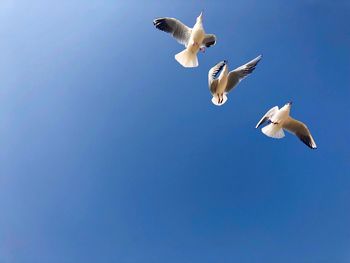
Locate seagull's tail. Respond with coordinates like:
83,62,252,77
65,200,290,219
261,124,285,139
175,49,198,68
211,95,228,106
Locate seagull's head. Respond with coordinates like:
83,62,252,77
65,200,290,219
283,101,293,111
197,11,203,22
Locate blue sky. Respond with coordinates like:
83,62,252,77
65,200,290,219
0,0,349,262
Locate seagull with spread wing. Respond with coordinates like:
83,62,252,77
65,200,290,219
208,55,262,106
153,12,216,68
255,102,317,149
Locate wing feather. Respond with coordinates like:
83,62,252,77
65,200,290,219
153,17,192,46
255,106,279,128
202,34,216,48
208,61,227,94
225,55,262,93
283,117,317,149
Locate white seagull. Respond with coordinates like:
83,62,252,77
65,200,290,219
153,12,216,68
255,102,317,149
208,55,262,106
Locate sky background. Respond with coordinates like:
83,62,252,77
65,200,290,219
0,0,350,262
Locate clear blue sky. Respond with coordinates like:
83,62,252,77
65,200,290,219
0,0,350,262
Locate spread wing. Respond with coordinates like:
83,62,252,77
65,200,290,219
255,106,279,128
153,17,192,46
208,60,227,94
225,55,262,93
283,117,317,149
202,34,216,48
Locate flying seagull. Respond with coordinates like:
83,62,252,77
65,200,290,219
208,55,262,106
255,102,317,149
153,12,216,68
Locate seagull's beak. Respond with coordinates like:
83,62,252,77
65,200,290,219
199,11,203,19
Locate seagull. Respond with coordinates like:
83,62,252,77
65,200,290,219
255,102,317,149
153,12,216,68
208,55,262,106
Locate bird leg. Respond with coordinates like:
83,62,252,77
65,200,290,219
218,94,222,104
192,42,201,50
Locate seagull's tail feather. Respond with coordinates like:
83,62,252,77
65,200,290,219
211,95,228,106
262,124,285,139
175,49,198,68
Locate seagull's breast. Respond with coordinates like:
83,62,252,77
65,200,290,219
191,23,205,43
271,109,289,124
193,28,205,41
216,66,228,94
217,74,228,94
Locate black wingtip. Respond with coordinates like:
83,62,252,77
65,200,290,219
205,40,216,47
298,135,317,150
212,61,227,78
153,18,160,24
153,18,172,32
308,145,317,150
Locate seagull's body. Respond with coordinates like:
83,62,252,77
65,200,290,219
256,102,317,149
208,55,262,106
185,17,205,55
153,12,216,68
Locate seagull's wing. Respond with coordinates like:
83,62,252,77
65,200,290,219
153,17,192,46
208,61,227,94
283,117,317,149
255,106,279,128
225,55,262,93
202,34,216,48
